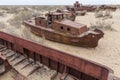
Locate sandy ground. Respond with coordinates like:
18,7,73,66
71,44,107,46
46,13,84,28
0,8,120,78
0,70,14,80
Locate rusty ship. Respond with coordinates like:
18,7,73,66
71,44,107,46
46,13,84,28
66,1,96,12
98,5,117,11
24,12,104,48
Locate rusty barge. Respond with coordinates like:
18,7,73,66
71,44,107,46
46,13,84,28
0,31,119,80
24,12,104,48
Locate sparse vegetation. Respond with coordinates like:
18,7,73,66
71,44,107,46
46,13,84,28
93,10,114,31
8,11,32,28
6,6,65,28
90,19,114,31
30,6,65,11
95,11,103,18
0,22,6,29
0,6,65,14
0,12,4,17
95,10,112,18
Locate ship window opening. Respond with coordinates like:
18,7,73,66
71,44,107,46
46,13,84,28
28,20,32,22
67,28,70,31
60,26,64,30
39,21,41,24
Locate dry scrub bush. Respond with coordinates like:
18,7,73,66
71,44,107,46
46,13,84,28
0,10,7,17
30,6,65,12
0,22,6,29
0,12,4,17
0,22,21,36
90,19,114,31
8,11,42,28
7,10,43,38
0,7,10,11
8,11,33,28
95,11,103,18
95,10,112,18
0,6,18,14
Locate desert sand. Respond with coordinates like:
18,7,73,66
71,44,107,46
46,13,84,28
0,7,120,79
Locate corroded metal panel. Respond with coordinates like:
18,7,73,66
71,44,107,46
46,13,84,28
24,20,104,48
0,31,117,80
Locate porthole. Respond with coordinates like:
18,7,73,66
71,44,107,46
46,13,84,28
39,21,41,24
67,28,70,31
60,26,64,30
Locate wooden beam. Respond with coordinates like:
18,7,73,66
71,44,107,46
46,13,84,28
14,58,26,66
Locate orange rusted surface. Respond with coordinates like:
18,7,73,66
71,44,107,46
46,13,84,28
24,11,104,48
0,31,118,80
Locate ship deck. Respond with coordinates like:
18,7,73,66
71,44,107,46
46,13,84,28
0,45,77,80
25,20,99,38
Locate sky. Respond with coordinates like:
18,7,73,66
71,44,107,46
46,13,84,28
0,0,119,5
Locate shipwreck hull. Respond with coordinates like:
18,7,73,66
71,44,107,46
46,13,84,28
0,31,119,80
24,21,103,48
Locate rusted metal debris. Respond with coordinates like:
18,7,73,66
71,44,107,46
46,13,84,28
0,31,119,80
24,11,104,48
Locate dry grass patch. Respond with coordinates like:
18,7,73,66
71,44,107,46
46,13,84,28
0,22,6,30
90,19,114,31
95,10,112,18
8,11,33,28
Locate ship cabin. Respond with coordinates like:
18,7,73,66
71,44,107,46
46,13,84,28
53,20,88,35
35,12,88,36
35,12,64,27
